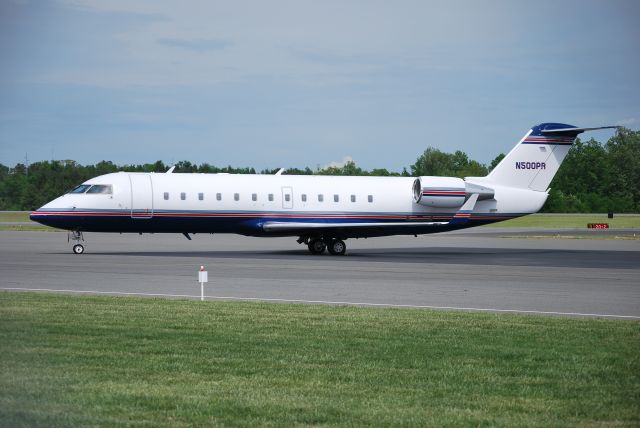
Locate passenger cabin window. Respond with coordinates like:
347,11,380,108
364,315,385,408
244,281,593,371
164,192,169,200
301,194,307,202
216,193,222,201
252,193,257,202
351,195,356,203
318,194,324,202
234,193,239,201
180,192,186,200
334,194,339,202
86,185,112,194
284,194,291,202
368,195,373,203
69,184,91,194
198,193,204,201
268,194,274,202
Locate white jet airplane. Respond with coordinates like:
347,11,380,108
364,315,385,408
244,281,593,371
31,123,616,255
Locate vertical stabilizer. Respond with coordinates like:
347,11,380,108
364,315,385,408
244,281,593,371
486,123,617,191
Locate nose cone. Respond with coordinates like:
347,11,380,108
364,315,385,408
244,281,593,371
29,196,73,229
30,207,55,227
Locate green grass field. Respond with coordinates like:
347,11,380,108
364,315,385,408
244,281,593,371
0,211,57,231
0,224,57,231
0,211,32,222
1,292,638,427
485,213,640,228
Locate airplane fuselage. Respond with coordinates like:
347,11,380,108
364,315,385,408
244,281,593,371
31,172,546,238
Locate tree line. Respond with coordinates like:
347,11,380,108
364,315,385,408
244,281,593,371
1,128,638,212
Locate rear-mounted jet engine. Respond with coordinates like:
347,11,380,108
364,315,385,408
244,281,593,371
413,176,466,207
413,176,495,207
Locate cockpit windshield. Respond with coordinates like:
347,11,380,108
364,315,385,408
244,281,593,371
86,185,113,194
68,184,113,194
69,184,91,194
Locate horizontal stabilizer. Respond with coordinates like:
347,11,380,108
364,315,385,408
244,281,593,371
540,125,619,138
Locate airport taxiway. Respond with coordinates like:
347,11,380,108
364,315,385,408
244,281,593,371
0,230,638,318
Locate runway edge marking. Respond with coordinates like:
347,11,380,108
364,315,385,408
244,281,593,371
2,287,639,320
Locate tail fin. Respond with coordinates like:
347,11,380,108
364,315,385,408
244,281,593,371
486,123,617,191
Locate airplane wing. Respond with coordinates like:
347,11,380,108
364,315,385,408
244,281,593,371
263,193,481,232
262,221,449,232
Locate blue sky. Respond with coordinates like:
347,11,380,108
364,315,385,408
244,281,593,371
1,0,638,172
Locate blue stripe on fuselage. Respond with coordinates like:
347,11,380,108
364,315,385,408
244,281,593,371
30,208,521,236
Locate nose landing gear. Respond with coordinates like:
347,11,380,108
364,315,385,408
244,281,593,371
68,230,85,254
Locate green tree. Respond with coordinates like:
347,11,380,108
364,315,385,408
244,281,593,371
411,148,488,177
488,153,505,172
318,161,366,176
3,130,639,213
544,129,640,212
605,127,640,212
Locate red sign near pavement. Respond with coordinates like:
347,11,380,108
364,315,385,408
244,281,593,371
587,223,609,229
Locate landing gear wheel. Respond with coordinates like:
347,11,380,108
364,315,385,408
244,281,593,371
308,239,326,255
69,230,86,254
327,239,346,256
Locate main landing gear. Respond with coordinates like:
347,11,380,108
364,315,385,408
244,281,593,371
300,236,347,256
69,230,85,254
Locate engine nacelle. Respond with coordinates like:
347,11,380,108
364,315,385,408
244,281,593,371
413,176,466,208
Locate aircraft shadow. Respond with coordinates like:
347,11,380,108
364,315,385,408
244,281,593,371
86,247,639,270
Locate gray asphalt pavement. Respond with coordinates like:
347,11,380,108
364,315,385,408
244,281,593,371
1,230,638,318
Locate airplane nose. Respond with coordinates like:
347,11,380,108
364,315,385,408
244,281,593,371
30,208,48,225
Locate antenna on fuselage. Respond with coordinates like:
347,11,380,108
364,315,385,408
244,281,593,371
275,168,284,175
166,166,176,174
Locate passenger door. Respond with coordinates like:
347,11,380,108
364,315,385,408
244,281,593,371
129,174,153,218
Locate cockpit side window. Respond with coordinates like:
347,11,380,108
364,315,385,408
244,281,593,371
86,185,113,194
69,184,91,194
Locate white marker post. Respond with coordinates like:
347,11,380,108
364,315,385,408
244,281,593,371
198,265,208,301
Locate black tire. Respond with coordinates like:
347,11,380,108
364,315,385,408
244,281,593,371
307,239,326,255
73,244,85,254
327,239,346,256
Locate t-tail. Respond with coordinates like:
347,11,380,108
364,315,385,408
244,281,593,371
485,123,618,191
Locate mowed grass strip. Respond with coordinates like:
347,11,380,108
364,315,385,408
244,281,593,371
485,213,640,228
1,293,638,427
0,211,56,231
0,211,32,222
0,224,57,232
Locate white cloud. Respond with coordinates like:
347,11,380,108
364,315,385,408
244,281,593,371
323,156,354,170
